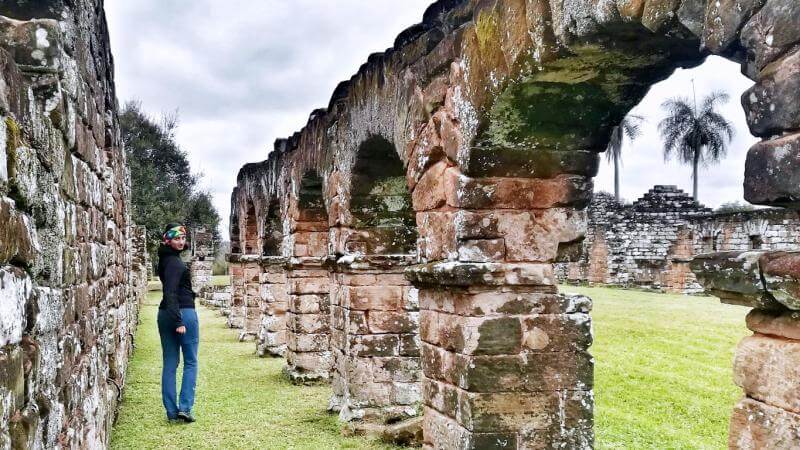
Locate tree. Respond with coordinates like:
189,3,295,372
121,101,221,266
716,201,756,214
606,114,644,201
658,88,734,201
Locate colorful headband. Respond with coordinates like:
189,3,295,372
163,225,186,242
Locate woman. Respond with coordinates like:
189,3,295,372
157,223,199,423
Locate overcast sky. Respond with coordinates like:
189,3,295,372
105,2,758,240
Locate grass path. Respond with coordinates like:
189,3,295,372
562,286,750,450
113,286,750,449
110,292,395,450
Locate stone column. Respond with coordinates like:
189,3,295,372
256,256,289,357
189,227,214,294
329,255,421,428
284,256,333,383
226,255,245,329
408,167,594,448
692,251,800,448
240,255,262,341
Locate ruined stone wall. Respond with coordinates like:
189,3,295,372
189,227,214,294
0,1,145,448
560,187,711,290
229,0,800,447
692,208,800,253
559,187,800,293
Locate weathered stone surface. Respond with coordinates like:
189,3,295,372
702,0,766,53
733,334,800,414
746,309,800,340
225,0,800,447
691,251,782,308
745,133,800,206
760,251,800,309
740,0,800,73
743,50,800,137
729,397,800,449
0,3,147,448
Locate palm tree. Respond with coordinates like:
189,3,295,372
606,114,644,201
658,87,734,201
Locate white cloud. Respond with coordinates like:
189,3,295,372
106,0,433,238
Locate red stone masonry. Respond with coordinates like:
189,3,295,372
229,0,800,447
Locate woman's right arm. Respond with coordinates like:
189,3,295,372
163,259,185,329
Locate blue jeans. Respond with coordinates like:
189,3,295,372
157,308,199,419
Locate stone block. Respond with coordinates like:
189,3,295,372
760,251,800,309
0,267,31,347
729,397,800,449
343,286,403,311
733,334,800,413
740,0,800,73
288,278,329,295
746,309,800,340
290,294,323,314
412,160,449,211
702,0,766,53
464,146,599,179
444,170,592,210
421,343,593,392
743,50,800,137
522,313,593,353
406,262,555,287
0,197,38,266
419,290,590,316
352,335,400,357
368,311,419,334
457,239,505,263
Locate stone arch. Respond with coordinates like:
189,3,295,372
262,198,284,257
329,135,422,427
284,169,333,382
243,200,259,255
231,1,800,447
346,135,417,255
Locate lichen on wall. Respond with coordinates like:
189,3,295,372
0,1,147,448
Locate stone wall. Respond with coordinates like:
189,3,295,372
227,0,800,447
559,187,800,293
0,1,145,448
189,227,214,294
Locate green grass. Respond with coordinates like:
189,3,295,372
111,292,396,450
114,287,749,449
560,285,749,450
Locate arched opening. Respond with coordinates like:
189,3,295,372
328,136,421,428
551,54,762,445
262,198,283,256
293,171,329,257
348,136,417,255
283,170,332,383
437,15,790,447
243,201,258,255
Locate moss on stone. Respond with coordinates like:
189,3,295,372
475,11,500,56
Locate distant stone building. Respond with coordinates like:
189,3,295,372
558,186,800,293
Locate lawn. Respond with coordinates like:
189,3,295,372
110,291,396,450
562,285,750,449
113,286,749,449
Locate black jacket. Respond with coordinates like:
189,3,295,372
157,245,196,328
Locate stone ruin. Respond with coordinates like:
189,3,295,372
0,1,147,448
557,186,800,293
226,0,800,448
189,226,214,294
